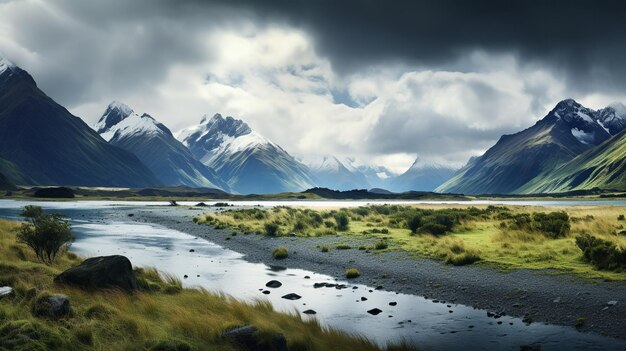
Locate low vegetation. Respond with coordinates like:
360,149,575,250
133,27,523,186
16,205,73,264
272,246,289,259
345,268,361,279
197,204,626,279
0,218,414,351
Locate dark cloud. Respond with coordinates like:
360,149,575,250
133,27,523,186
210,0,626,94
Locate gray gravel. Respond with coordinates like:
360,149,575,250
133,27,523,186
119,205,626,340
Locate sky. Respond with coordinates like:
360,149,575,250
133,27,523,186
1,0,626,173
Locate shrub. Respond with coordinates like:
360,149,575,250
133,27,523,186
15,206,73,264
575,233,626,270
320,246,329,252
334,212,350,231
374,240,388,250
407,214,422,234
619,214,625,221
272,247,289,259
533,211,570,238
345,268,361,278
335,244,351,250
420,223,448,236
380,228,389,234
264,222,280,237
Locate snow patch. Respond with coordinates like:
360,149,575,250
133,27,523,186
0,56,16,76
596,119,610,134
576,111,594,124
571,128,594,145
99,113,164,141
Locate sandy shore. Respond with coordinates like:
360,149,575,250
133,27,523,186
114,205,626,341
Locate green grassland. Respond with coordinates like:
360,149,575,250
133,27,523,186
0,219,415,351
197,204,626,280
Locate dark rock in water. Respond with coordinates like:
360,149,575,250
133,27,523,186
361,297,368,301
184,275,188,279
262,290,270,295
169,200,178,206
367,308,383,316
389,302,397,306
34,187,74,198
127,213,134,217
195,202,208,207
54,255,138,291
304,275,310,279
223,325,287,351
265,280,282,288
189,249,195,252
281,293,302,300
303,309,316,315
32,294,70,318
375,285,383,290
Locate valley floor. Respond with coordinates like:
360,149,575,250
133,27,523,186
124,205,626,341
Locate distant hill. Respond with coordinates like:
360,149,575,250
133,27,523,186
0,172,16,191
388,157,457,192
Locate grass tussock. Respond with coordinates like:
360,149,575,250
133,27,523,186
272,246,289,259
0,218,414,351
345,268,361,279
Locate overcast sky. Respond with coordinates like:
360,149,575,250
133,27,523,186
2,0,626,173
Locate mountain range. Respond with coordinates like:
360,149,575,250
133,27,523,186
3,54,626,195
94,102,230,190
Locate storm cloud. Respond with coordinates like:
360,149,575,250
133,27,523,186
0,0,623,172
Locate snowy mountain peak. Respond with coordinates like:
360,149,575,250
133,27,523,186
0,55,16,76
95,101,135,134
407,157,448,171
177,113,252,149
95,103,170,141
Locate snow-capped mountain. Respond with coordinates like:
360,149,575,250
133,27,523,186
0,56,160,187
388,157,457,192
340,157,395,189
178,114,316,194
596,103,626,136
95,102,230,190
437,99,614,194
297,155,370,191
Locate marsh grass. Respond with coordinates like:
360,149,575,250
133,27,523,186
0,219,411,351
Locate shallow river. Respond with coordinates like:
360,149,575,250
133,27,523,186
1,200,625,350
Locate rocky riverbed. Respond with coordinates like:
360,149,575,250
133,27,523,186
117,205,626,341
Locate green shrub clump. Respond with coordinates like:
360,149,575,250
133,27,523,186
334,212,350,231
345,268,360,278
575,233,626,270
264,222,280,237
15,206,73,264
374,240,388,250
532,212,570,238
272,246,289,259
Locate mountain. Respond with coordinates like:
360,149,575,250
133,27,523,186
519,128,626,193
436,99,613,194
95,102,230,191
596,103,626,135
0,172,16,191
340,157,395,189
178,114,316,194
388,158,457,192
298,155,370,191
0,56,160,187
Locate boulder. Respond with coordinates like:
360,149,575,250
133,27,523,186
265,280,282,288
223,325,287,351
54,255,138,291
281,293,301,300
32,294,70,318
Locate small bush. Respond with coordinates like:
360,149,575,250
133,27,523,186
334,212,350,231
335,244,351,250
619,214,625,221
374,240,388,250
407,215,422,234
575,233,626,270
533,211,570,238
345,268,361,278
15,206,73,264
264,222,280,237
420,223,448,236
380,228,389,234
320,245,329,252
272,247,289,259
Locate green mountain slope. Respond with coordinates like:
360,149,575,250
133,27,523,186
520,129,626,193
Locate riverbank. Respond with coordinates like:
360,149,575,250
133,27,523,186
0,218,412,351
125,205,626,341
